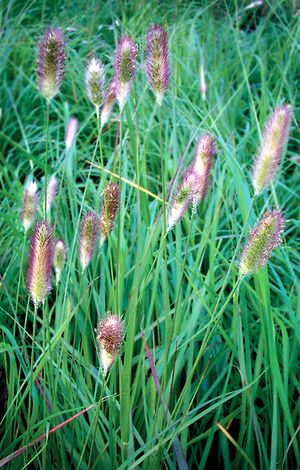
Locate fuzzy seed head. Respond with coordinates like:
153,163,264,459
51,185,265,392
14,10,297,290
145,24,169,106
37,28,65,101
86,57,105,113
96,313,124,375
53,239,66,284
191,133,217,208
65,117,78,151
114,36,138,111
167,168,200,232
46,175,58,214
100,183,120,244
101,80,116,128
26,221,54,306
239,210,285,276
253,105,292,194
200,63,207,100
22,181,38,232
79,212,99,271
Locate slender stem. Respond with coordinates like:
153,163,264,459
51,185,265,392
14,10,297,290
44,102,50,219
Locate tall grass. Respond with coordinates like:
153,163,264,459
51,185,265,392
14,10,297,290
0,1,299,468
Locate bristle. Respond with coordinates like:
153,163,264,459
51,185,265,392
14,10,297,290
144,24,169,106
99,182,120,244
22,181,38,232
79,211,99,271
37,27,65,101
252,105,292,194
26,220,54,306
113,36,138,112
96,313,124,375
239,210,285,276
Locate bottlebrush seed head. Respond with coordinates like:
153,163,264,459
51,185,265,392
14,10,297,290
26,220,54,306
167,168,200,232
86,57,105,116
79,211,99,271
200,63,207,100
37,28,65,101
253,105,292,194
191,133,217,209
22,181,38,232
101,80,116,129
114,36,138,112
96,313,124,375
53,239,66,284
100,182,120,244
239,210,285,276
46,175,58,214
65,117,78,151
144,24,169,106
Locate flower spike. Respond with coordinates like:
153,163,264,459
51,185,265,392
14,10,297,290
114,36,138,112
79,212,99,271
253,105,292,194
96,313,124,375
65,117,78,151
239,210,285,276
53,239,67,284
191,133,217,210
144,24,169,106
26,220,54,306
101,80,116,129
46,175,58,214
100,182,120,245
86,57,105,117
22,181,38,232
37,27,65,101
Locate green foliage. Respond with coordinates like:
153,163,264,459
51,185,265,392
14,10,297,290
0,0,299,469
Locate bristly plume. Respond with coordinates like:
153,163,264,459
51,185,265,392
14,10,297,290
65,117,78,151
26,220,54,306
85,57,105,118
239,210,285,276
191,133,217,210
37,28,65,101
96,313,124,375
53,239,66,284
46,175,58,214
101,80,116,129
167,168,200,232
200,62,207,100
79,211,99,271
113,36,138,112
100,182,120,245
22,181,38,233
252,105,292,194
144,24,169,106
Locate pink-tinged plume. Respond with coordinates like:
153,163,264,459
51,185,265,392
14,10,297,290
253,105,292,194
101,80,116,128
26,221,54,306
191,133,217,210
96,313,124,375
85,57,105,118
100,182,120,245
113,36,138,112
46,175,58,214
200,63,207,100
144,24,169,106
53,239,66,284
37,28,65,101
65,117,78,151
239,210,285,276
79,212,99,271
22,181,38,232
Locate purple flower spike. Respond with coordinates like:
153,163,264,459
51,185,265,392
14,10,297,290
99,182,120,245
86,57,105,117
46,175,58,214
65,117,78,151
22,181,38,232
101,80,116,129
239,210,285,276
145,24,169,106
79,211,99,271
96,313,124,375
167,168,200,232
53,239,67,284
26,221,54,306
253,105,292,194
191,133,217,209
37,28,65,101
114,35,138,112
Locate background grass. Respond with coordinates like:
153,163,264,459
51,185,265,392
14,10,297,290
0,0,299,468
